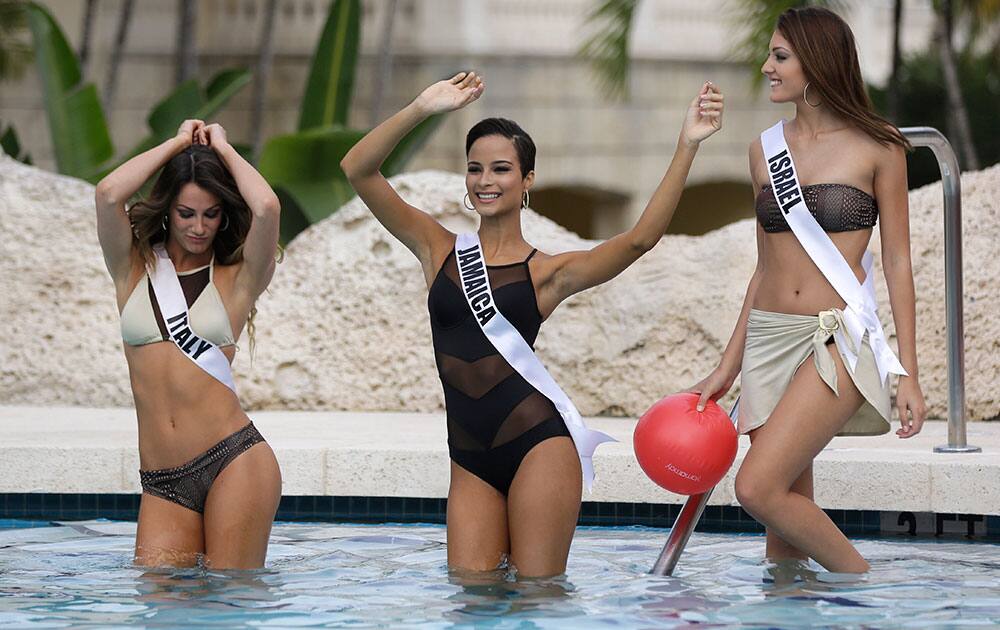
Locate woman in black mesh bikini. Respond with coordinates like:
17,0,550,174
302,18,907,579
342,71,723,577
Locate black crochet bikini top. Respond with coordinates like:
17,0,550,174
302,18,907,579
755,183,878,233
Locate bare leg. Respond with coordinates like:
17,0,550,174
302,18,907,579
447,462,510,571
202,442,282,569
134,493,204,567
735,345,869,573
508,436,582,578
748,428,814,562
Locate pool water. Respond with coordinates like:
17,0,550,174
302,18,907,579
1,521,998,628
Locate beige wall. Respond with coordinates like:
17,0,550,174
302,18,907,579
1,0,935,236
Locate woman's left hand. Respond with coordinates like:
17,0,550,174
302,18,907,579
681,81,724,147
895,375,927,438
199,123,231,151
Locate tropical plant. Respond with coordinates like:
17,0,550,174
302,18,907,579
0,0,32,163
577,0,637,101
577,0,842,99
1,120,31,164
256,0,442,243
870,48,1000,187
23,1,250,182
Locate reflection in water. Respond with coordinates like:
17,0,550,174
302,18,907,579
1,522,998,627
446,564,578,623
131,566,283,625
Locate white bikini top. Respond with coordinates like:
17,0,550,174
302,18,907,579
120,260,235,348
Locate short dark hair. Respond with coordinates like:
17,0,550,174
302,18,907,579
465,117,536,176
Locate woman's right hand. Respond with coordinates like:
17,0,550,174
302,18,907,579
413,71,485,116
175,119,205,147
685,366,737,412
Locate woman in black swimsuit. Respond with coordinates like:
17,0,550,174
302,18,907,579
688,7,927,573
342,71,724,577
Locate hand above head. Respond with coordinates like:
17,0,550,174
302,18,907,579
176,119,205,148
199,123,231,152
680,82,724,147
413,71,485,116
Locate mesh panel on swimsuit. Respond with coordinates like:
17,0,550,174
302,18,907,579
139,423,264,513
755,183,878,233
149,266,212,340
428,248,571,496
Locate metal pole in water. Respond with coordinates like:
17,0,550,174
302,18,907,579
650,402,739,576
899,127,980,454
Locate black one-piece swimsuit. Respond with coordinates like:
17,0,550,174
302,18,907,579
427,247,571,496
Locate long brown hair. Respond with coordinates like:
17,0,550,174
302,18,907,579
777,7,911,150
128,145,263,353
128,145,252,267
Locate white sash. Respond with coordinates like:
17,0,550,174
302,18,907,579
149,244,237,393
454,232,616,492
760,121,906,384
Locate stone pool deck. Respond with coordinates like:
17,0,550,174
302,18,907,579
1,406,997,516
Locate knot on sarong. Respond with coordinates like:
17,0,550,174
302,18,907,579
810,308,860,398
818,310,840,333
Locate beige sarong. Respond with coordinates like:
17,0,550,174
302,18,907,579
738,308,891,436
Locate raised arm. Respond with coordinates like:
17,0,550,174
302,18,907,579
200,123,281,301
341,71,484,281
875,141,926,437
95,119,201,284
535,82,724,312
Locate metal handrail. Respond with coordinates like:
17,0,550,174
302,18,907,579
651,401,738,576
899,127,979,454
650,127,979,576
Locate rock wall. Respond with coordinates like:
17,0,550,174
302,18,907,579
1,154,997,421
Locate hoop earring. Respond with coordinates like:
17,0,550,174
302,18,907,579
463,193,476,211
220,213,230,231
161,213,169,231
522,190,530,209
803,82,821,108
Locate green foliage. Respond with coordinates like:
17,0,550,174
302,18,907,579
298,0,360,130
23,2,249,182
871,48,1000,187
124,69,252,160
258,0,443,243
25,2,113,180
577,0,637,101
1,120,32,164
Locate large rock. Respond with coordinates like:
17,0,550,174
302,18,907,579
1,154,997,421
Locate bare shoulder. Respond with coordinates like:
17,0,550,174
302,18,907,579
526,246,562,286
850,125,905,166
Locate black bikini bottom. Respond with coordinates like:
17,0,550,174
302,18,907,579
449,415,572,496
139,422,265,514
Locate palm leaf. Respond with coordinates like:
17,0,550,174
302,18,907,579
577,0,637,101
25,1,113,180
115,69,252,166
298,0,360,130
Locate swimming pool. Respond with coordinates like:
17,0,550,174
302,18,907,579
1,521,997,628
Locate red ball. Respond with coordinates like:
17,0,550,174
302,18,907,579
633,393,738,495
